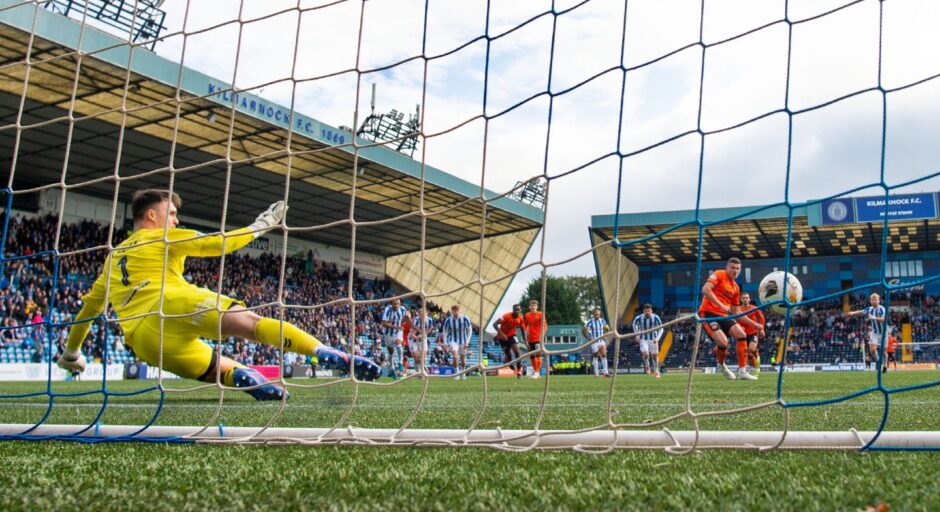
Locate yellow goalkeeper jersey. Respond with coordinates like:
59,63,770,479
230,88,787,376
66,227,255,350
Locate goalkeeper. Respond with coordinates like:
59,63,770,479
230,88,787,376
57,189,381,400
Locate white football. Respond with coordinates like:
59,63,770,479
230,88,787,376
758,271,803,315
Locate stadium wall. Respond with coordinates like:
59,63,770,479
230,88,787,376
386,228,539,329
590,231,639,326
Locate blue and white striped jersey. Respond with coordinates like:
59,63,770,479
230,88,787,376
381,304,406,337
411,316,434,338
863,305,887,336
442,314,473,345
632,313,663,342
584,317,608,340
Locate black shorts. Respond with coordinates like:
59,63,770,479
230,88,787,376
702,312,737,338
746,334,759,345
499,336,519,350
527,341,541,352
887,351,897,362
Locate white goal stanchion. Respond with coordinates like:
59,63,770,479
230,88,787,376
3,424,940,450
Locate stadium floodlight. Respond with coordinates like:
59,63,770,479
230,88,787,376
357,84,421,157
4,0,940,454
40,0,167,50
511,179,547,211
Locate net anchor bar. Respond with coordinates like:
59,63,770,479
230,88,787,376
3,424,940,449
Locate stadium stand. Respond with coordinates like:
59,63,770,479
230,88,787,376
0,213,481,370
7,212,934,374
614,292,940,371
591,198,940,374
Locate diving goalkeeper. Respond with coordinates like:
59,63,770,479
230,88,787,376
57,189,381,400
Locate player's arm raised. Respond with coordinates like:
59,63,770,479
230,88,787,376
169,201,287,257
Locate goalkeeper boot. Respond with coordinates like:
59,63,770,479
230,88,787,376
753,354,761,377
232,367,290,401
316,346,382,381
56,349,86,373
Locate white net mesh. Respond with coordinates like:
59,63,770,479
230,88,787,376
2,0,940,451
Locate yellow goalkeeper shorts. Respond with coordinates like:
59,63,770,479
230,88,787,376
125,287,245,380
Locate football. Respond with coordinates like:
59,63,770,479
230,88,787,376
758,271,804,315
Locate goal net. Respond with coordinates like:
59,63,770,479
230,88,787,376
2,0,940,451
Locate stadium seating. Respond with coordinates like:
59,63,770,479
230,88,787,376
0,214,484,371
7,214,937,374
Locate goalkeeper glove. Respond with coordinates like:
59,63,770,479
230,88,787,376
248,201,287,238
57,349,86,373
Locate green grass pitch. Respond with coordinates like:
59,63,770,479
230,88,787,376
1,371,939,511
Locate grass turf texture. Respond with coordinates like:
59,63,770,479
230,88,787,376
1,371,939,511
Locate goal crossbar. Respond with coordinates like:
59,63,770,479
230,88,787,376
1,424,937,450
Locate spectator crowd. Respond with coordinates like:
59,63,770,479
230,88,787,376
0,214,461,368
4,213,939,373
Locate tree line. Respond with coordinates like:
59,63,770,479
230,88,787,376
518,274,602,325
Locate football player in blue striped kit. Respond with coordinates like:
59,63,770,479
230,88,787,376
847,292,888,371
442,304,473,380
582,308,610,377
632,303,664,378
381,298,409,379
409,307,434,373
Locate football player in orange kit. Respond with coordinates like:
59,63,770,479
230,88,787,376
493,304,525,378
523,300,547,379
738,292,765,379
699,257,753,380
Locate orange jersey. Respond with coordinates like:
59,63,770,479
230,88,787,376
497,312,524,338
887,336,898,353
739,306,764,336
401,318,412,345
523,311,545,342
698,269,740,316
